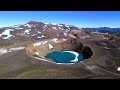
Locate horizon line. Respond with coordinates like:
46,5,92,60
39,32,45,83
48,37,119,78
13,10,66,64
0,20,120,28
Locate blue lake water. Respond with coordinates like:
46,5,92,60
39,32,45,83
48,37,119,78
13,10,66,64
44,50,84,64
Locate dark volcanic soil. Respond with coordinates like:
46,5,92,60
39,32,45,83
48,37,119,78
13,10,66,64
0,39,120,79
0,49,96,79
80,39,120,75
0,21,120,79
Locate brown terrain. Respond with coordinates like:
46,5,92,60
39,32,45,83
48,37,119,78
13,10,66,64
0,21,120,79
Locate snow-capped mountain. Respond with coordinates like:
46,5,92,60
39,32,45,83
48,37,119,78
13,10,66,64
0,21,120,42
0,21,80,41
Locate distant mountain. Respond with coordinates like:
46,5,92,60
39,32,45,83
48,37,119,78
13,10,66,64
0,21,80,41
82,27,120,37
82,27,120,31
0,21,120,42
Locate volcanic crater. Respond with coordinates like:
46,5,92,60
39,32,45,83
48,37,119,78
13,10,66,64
26,38,93,64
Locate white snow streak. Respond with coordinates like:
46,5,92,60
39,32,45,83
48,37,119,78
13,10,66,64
9,47,25,51
48,44,54,49
33,41,48,47
0,46,25,56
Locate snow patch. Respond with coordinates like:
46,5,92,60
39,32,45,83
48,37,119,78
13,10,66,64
50,38,67,43
51,38,59,43
24,29,30,34
62,38,67,41
0,48,8,55
31,34,36,36
37,35,45,38
65,25,71,30
51,23,58,25
0,29,14,39
53,27,57,30
102,43,107,45
103,47,111,49
43,25,47,29
37,37,41,39
15,27,23,29
38,31,41,33
58,24,63,27
58,27,62,30
66,28,70,31
6,29,15,31
117,67,120,71
48,44,54,49
44,23,50,25
9,47,25,51
35,57,54,63
41,35,45,38
0,46,25,56
32,25,36,27
68,34,76,38
65,25,70,28
44,23,49,25
33,42,42,47
42,41,48,44
35,52,39,55
101,32,108,35
24,24,36,28
64,33,67,36
24,24,31,28
33,41,48,47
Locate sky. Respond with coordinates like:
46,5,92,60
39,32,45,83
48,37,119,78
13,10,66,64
0,11,120,28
